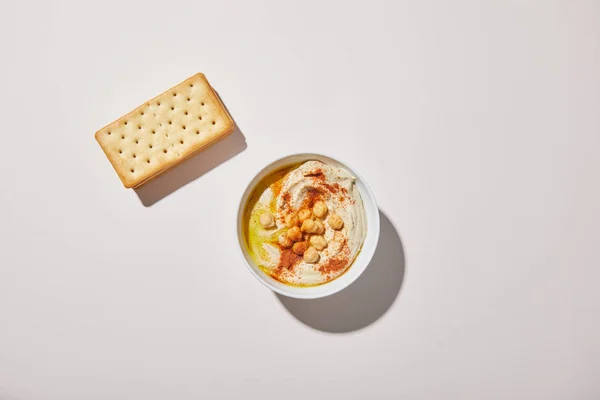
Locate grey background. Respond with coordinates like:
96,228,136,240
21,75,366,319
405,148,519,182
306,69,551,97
1,0,599,399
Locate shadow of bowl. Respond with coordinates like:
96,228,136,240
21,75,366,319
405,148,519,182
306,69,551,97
276,210,405,333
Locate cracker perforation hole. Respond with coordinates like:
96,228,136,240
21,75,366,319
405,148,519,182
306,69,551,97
168,120,172,125
118,149,122,154
196,130,200,135
163,149,168,153
180,140,184,144
186,97,190,101
107,131,111,135
149,144,153,149
171,106,174,110
138,125,141,130
212,120,216,125
184,111,188,115
121,135,125,139
130,169,134,173
198,116,202,120
201,102,205,106
146,159,150,163
152,129,156,134
133,154,136,158
182,125,186,130
135,139,139,144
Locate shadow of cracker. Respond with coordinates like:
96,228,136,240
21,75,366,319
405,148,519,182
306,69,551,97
135,125,247,206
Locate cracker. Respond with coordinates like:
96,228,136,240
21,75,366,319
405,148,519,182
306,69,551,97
95,73,235,188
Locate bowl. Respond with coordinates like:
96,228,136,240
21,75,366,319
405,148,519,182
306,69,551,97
236,153,380,299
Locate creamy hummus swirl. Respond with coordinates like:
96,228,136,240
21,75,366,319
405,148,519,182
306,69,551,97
245,160,367,286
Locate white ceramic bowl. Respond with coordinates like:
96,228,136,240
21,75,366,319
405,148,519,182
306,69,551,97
236,153,380,299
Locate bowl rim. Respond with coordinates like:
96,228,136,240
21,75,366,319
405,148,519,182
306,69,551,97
236,152,380,299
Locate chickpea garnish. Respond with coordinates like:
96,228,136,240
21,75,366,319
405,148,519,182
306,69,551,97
303,246,319,263
309,235,327,251
292,241,309,255
313,201,328,218
259,211,275,228
301,219,316,233
328,213,344,230
287,226,303,242
285,213,299,228
298,209,312,222
314,219,325,234
279,235,293,248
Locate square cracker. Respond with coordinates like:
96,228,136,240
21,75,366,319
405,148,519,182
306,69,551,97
95,73,235,188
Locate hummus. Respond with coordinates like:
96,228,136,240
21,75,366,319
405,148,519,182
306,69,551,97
245,160,367,286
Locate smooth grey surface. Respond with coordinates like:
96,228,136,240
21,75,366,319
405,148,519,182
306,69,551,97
1,0,599,399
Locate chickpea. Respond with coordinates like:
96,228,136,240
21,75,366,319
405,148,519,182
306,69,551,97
259,211,275,228
278,235,293,248
301,219,316,233
328,213,344,230
314,219,325,234
313,201,328,218
298,209,312,222
287,226,303,242
285,213,299,228
303,246,319,263
309,235,327,251
292,241,308,255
